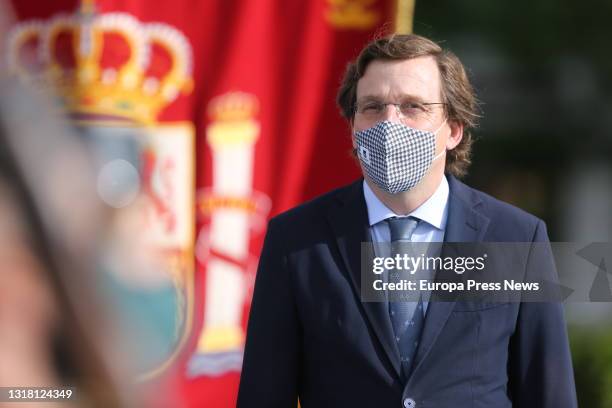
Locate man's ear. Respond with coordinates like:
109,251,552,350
446,120,464,150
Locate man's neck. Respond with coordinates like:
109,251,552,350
365,171,444,215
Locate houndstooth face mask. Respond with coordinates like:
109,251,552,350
354,120,446,194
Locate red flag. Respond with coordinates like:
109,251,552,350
6,0,398,406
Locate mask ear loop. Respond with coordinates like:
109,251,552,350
432,119,448,162
432,118,447,135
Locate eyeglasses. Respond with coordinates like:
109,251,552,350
354,100,447,122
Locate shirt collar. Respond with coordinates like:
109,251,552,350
362,175,449,230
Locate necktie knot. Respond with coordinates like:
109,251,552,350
387,216,419,242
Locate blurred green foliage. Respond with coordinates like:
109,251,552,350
570,326,612,408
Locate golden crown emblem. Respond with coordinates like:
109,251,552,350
6,0,193,124
325,0,380,29
208,92,259,123
206,92,260,147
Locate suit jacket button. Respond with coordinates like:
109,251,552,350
403,398,416,408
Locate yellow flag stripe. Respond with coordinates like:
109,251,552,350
394,0,416,34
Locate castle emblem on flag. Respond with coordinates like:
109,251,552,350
188,91,271,377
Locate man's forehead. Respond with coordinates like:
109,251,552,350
356,56,441,101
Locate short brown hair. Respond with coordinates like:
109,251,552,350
337,33,480,178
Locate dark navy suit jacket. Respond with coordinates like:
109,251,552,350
238,176,577,408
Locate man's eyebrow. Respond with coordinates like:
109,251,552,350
355,95,383,103
356,94,427,103
400,95,427,103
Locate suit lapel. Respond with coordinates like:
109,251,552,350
326,180,402,378
410,175,491,376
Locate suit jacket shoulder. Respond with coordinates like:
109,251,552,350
447,175,545,242
267,180,363,248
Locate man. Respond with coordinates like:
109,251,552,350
238,34,577,408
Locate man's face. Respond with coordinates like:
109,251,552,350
352,56,461,159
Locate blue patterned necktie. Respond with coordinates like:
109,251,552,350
387,216,425,380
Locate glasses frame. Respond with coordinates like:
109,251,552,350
353,101,448,122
